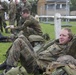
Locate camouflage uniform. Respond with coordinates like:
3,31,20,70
14,15,43,38
1,37,76,75
15,3,21,26
4,35,73,74
6,35,36,73
37,39,70,69
9,0,16,25
16,0,31,26
0,1,8,33
19,0,31,13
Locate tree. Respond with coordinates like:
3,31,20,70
29,0,39,16
70,0,76,11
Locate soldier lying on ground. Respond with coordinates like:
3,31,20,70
0,28,76,75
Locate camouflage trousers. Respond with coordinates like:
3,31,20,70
6,34,34,66
6,34,38,74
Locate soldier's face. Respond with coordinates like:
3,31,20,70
22,12,30,18
59,29,71,44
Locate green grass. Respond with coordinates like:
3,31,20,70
41,23,55,39
0,43,12,63
41,21,76,39
0,21,76,63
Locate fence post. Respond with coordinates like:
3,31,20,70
54,13,61,39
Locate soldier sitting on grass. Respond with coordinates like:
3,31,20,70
7,8,43,38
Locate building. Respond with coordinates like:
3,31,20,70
37,0,70,16
70,11,76,16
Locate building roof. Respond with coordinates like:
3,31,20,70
46,0,70,2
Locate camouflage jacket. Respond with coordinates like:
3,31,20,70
37,40,69,68
20,1,31,11
14,15,43,37
17,1,31,15
9,1,16,16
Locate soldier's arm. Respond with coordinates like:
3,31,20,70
12,24,24,30
11,19,31,30
12,19,34,30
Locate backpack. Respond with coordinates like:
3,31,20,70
4,66,28,75
63,63,76,75
43,62,76,75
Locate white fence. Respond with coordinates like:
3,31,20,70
38,13,76,39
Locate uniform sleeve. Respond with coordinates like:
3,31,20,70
13,19,31,30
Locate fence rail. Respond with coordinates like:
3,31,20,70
38,13,76,39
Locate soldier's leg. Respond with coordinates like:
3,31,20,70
0,60,7,70
0,17,3,32
0,35,39,74
18,35,34,51
16,14,20,26
3,22,8,33
1,13,7,33
0,36,23,73
6,35,34,71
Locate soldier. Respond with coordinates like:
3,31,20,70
0,27,76,75
8,0,16,33
0,0,8,33
15,0,21,26
8,0,16,26
20,0,31,11
0,1,4,32
10,8,43,38
15,0,31,26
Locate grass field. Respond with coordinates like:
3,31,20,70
0,21,76,63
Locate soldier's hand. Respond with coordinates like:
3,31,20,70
6,26,11,29
10,25,14,29
6,25,14,29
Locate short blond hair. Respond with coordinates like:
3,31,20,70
62,28,73,40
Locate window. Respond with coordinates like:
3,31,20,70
62,4,66,9
45,4,55,10
48,4,55,9
56,4,60,9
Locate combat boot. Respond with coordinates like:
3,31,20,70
0,61,6,70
